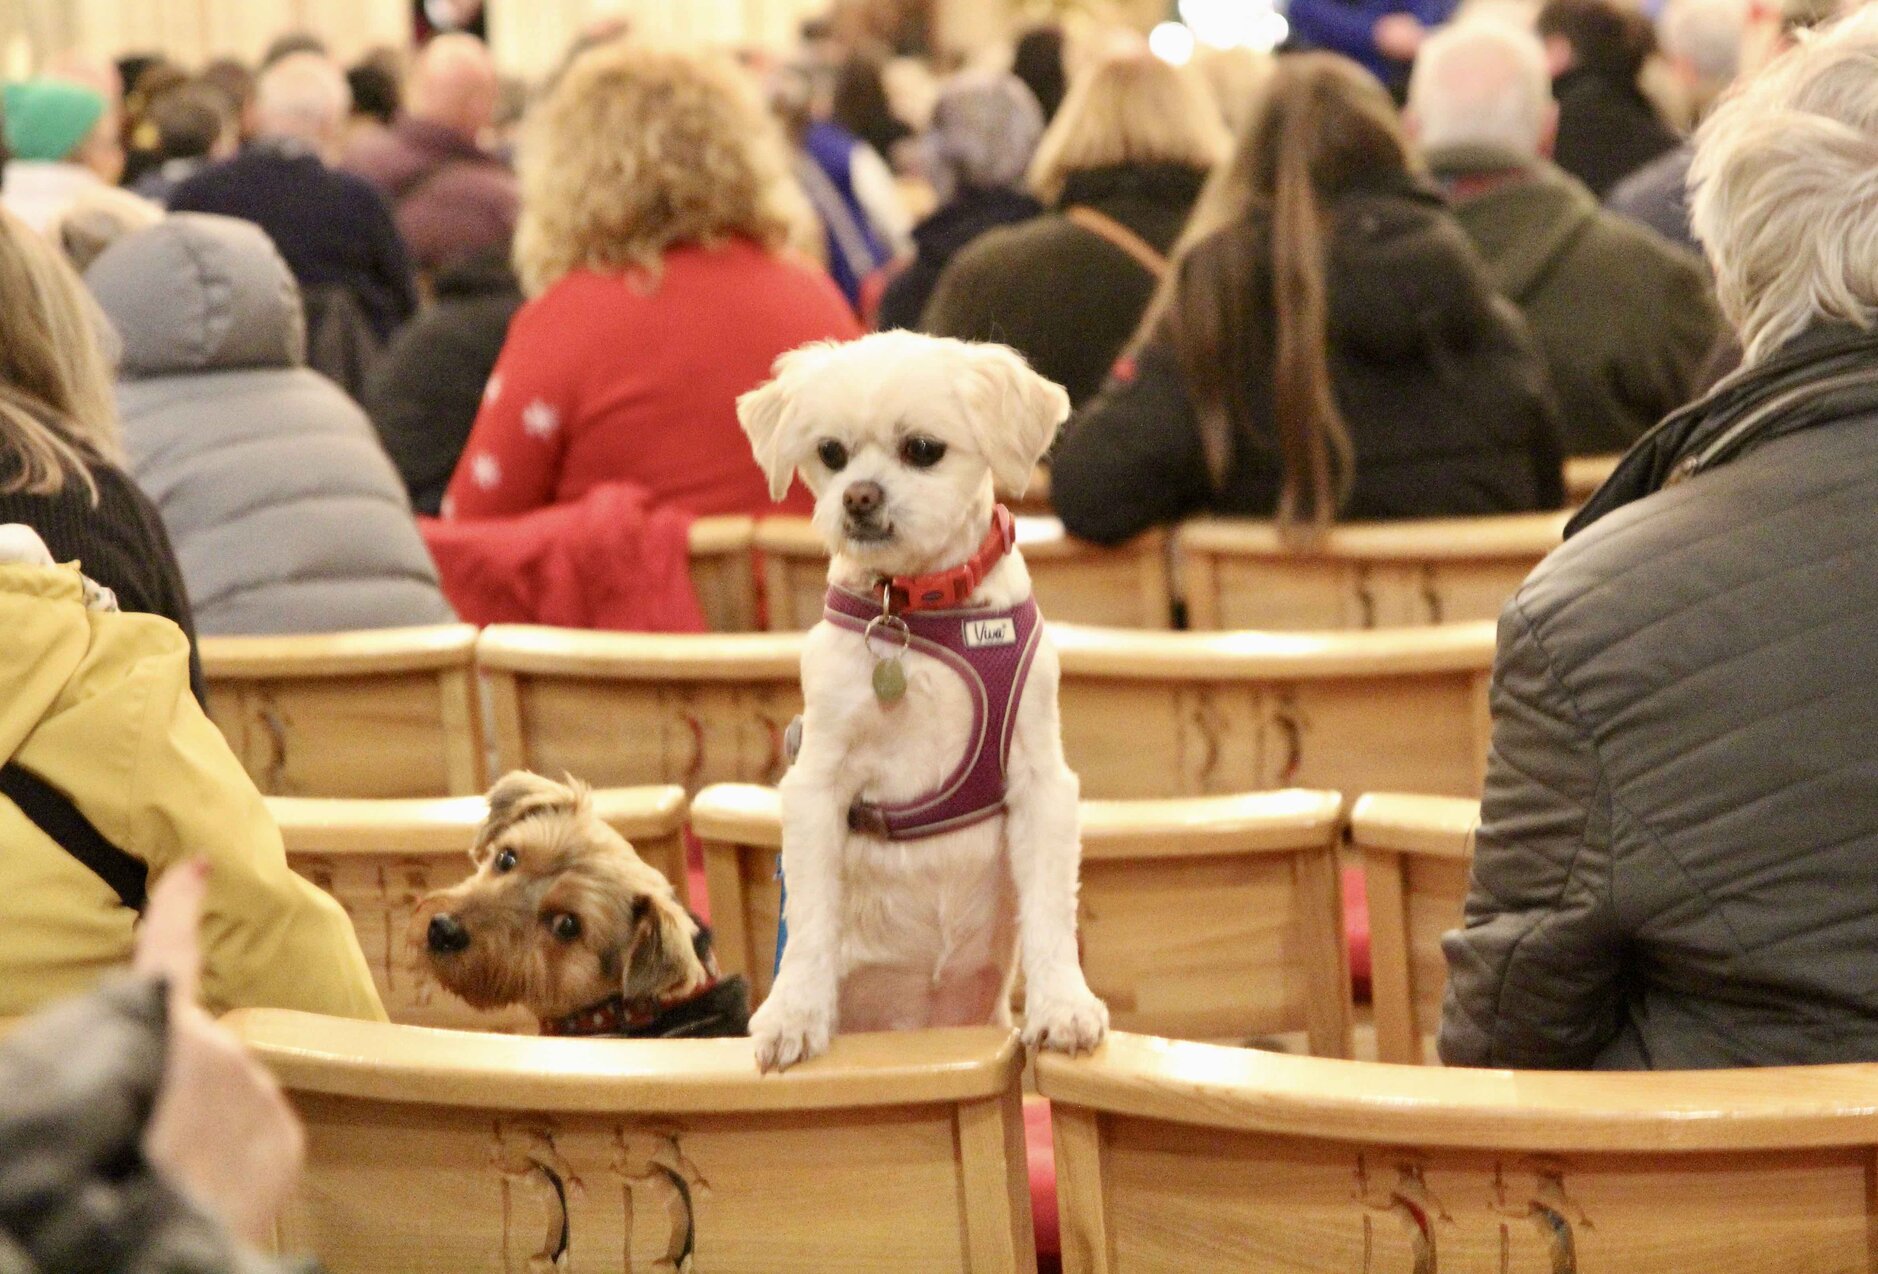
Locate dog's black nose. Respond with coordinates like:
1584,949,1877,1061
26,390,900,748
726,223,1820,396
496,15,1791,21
427,914,470,954
843,481,884,519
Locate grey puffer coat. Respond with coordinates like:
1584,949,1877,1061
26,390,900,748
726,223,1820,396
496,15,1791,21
1441,323,1878,1069
87,214,453,636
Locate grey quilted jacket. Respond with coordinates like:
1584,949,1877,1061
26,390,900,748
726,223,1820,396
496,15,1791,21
86,214,454,636
1441,324,1878,1069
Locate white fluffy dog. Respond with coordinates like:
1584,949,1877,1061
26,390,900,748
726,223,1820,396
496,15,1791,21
736,331,1109,1072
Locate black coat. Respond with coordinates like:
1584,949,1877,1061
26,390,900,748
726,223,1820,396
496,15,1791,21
1051,181,1564,545
876,187,1040,333
1550,68,1680,199
362,251,524,517
1442,325,1878,1069
920,163,1206,406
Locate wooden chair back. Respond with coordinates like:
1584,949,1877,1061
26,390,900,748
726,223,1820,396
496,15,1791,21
686,515,758,632
688,784,1352,1053
1351,793,1479,1065
1054,622,1497,802
1566,453,1621,507
229,1011,1036,1274
201,624,483,797
756,516,1173,630
270,786,690,1032
1041,1032,1878,1274
476,626,802,791
1176,512,1568,630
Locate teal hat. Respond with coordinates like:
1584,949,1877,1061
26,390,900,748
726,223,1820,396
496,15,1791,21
3,80,108,162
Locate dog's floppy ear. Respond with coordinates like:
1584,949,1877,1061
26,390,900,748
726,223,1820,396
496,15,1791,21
959,342,1070,496
737,341,842,501
474,770,587,861
623,895,709,1000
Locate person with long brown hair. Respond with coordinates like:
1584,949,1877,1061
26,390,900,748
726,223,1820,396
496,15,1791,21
0,207,202,696
1050,55,1563,546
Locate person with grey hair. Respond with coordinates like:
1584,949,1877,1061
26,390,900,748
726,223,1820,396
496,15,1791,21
875,72,1044,332
1440,5,1878,1072
1408,19,1720,455
1605,0,1751,250
170,52,417,347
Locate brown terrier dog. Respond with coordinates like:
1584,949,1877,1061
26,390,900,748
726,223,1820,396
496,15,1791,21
417,771,749,1037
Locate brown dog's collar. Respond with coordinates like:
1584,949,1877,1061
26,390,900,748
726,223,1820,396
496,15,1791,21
540,972,722,1037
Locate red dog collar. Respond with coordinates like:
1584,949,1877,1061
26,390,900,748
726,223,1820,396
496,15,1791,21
540,972,722,1038
881,505,1016,613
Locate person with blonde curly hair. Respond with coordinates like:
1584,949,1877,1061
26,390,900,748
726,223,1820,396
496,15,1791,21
444,45,858,522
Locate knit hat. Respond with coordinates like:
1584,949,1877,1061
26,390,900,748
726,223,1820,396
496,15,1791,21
3,80,108,162
924,72,1045,204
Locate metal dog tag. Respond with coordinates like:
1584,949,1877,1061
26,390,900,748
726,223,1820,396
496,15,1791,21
872,658,907,702
864,608,911,705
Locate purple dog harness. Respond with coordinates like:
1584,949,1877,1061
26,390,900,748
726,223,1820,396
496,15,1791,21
823,584,1043,840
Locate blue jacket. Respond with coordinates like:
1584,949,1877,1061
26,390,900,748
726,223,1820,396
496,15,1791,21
1285,0,1457,82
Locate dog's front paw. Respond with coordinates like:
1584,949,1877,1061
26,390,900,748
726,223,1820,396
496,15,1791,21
1022,986,1109,1055
749,995,833,1073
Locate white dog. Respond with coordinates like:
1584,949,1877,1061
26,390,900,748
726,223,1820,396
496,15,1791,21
736,331,1109,1072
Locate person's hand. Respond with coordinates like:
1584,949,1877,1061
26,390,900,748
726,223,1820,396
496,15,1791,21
137,861,306,1246
1374,12,1428,60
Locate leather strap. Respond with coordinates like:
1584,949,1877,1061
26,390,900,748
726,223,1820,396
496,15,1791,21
881,505,1017,613
0,761,147,912
1066,206,1170,279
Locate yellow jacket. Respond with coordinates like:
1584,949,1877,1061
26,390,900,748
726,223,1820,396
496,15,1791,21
0,563,385,1020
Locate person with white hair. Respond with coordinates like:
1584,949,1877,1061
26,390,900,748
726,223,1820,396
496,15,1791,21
344,32,518,275
1607,0,1770,250
1440,6,1878,1072
1407,19,1721,454
169,51,416,344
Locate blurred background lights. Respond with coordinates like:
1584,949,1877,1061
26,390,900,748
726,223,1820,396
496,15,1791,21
1148,20,1198,64
1159,0,1291,57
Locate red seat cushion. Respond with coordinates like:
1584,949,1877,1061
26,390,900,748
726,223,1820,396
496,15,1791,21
1025,1096,1059,1258
1345,864,1370,1001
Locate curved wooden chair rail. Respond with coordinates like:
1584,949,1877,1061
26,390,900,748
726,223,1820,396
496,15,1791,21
1052,621,1498,801
1040,1032,1878,1273
1175,510,1570,631
228,1012,1036,1274
270,785,690,1033
685,514,758,633
753,515,1174,630
1565,453,1623,507
199,624,484,799
689,784,1354,1051
1349,793,1481,1066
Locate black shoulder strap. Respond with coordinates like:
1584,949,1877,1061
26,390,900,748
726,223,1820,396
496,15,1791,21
0,761,148,912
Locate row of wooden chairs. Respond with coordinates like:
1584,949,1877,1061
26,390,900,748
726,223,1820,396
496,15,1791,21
208,619,1499,803
226,1013,1878,1273
270,781,1477,1061
689,508,1571,634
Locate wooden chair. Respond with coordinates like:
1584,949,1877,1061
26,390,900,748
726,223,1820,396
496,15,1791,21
1177,511,1568,630
1054,622,1497,802
755,515,1174,630
686,514,758,633
201,624,483,798
228,1011,1036,1274
476,625,803,791
1352,792,1479,1065
1041,1032,1878,1274
688,784,1352,1053
269,785,690,1032
1566,453,1622,507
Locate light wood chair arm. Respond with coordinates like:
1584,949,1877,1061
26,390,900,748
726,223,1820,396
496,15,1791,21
1565,453,1622,505
225,1010,1021,1112
689,782,784,848
1348,793,1481,860
268,786,689,854
687,514,755,556
475,624,804,678
1037,1031,1878,1153
751,517,826,557
1052,620,1499,680
199,624,480,677
1175,511,1570,561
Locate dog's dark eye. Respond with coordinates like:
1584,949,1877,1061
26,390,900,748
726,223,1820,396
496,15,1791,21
900,436,946,469
550,913,582,942
817,439,848,471
493,849,517,874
